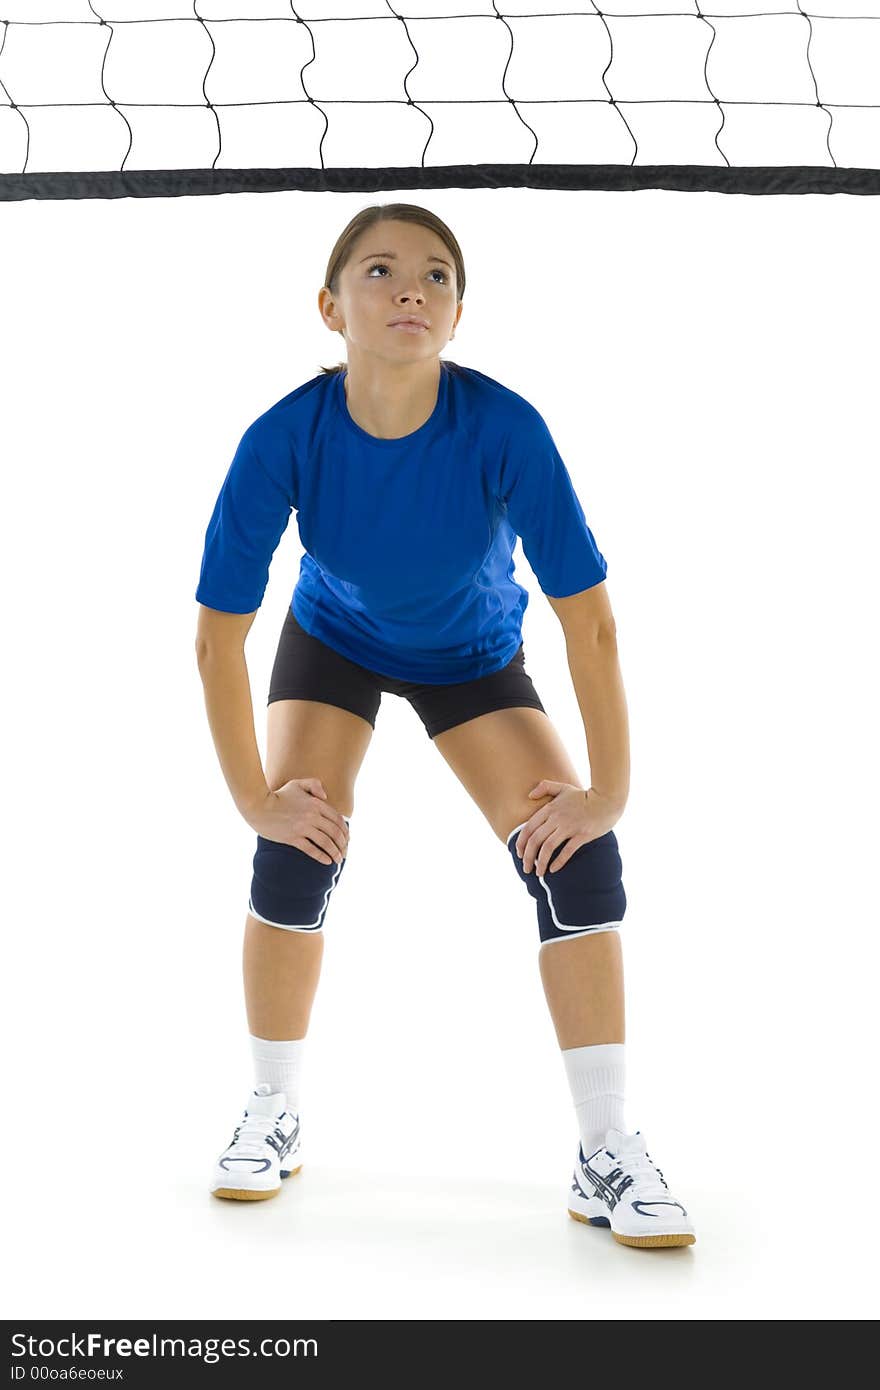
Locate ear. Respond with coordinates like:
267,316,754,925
318,285,342,330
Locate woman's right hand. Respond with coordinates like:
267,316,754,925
245,778,350,865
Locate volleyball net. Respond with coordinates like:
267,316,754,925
1,1,879,200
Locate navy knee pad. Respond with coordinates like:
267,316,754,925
248,818,350,932
507,822,626,945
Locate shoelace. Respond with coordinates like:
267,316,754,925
607,1149,669,1202
228,1111,287,1158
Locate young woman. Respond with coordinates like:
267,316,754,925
194,203,695,1250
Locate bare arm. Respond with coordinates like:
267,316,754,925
563,633,630,809
547,582,630,808
195,605,269,818
195,605,349,864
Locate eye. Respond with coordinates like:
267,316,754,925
366,262,449,285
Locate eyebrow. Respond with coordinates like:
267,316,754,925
358,250,452,270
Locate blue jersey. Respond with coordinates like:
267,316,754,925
195,359,607,685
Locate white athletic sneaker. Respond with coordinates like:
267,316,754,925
210,1083,303,1202
567,1127,696,1248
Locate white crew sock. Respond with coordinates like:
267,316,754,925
249,1035,306,1116
562,1042,626,1158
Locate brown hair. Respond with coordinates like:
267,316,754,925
318,202,465,376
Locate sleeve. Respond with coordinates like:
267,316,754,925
194,427,296,614
498,403,608,598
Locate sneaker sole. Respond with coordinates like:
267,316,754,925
568,1208,695,1247
211,1163,303,1201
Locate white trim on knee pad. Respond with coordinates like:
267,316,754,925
538,922,622,945
535,872,623,938
247,902,325,933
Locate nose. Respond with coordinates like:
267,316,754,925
396,283,425,305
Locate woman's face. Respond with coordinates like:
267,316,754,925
319,219,462,364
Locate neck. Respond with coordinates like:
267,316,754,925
341,356,443,440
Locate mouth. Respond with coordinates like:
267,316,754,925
388,318,429,332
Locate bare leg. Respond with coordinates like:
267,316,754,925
432,709,626,1050
243,917,325,1039
538,931,625,1050
242,697,372,1040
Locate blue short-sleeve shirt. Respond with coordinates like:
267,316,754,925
195,359,607,684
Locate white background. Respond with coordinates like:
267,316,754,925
2,9,879,1322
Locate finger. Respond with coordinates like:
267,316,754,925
310,829,345,864
523,827,552,874
295,837,335,865
318,804,350,845
315,823,346,859
536,831,565,877
303,828,341,861
548,838,581,873
516,808,551,860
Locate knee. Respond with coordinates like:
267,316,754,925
494,795,555,845
506,826,626,945
248,822,350,933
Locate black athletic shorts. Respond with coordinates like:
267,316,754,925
268,607,546,740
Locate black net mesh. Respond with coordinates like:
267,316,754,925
1,1,879,199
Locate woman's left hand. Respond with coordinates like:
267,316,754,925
514,781,624,875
